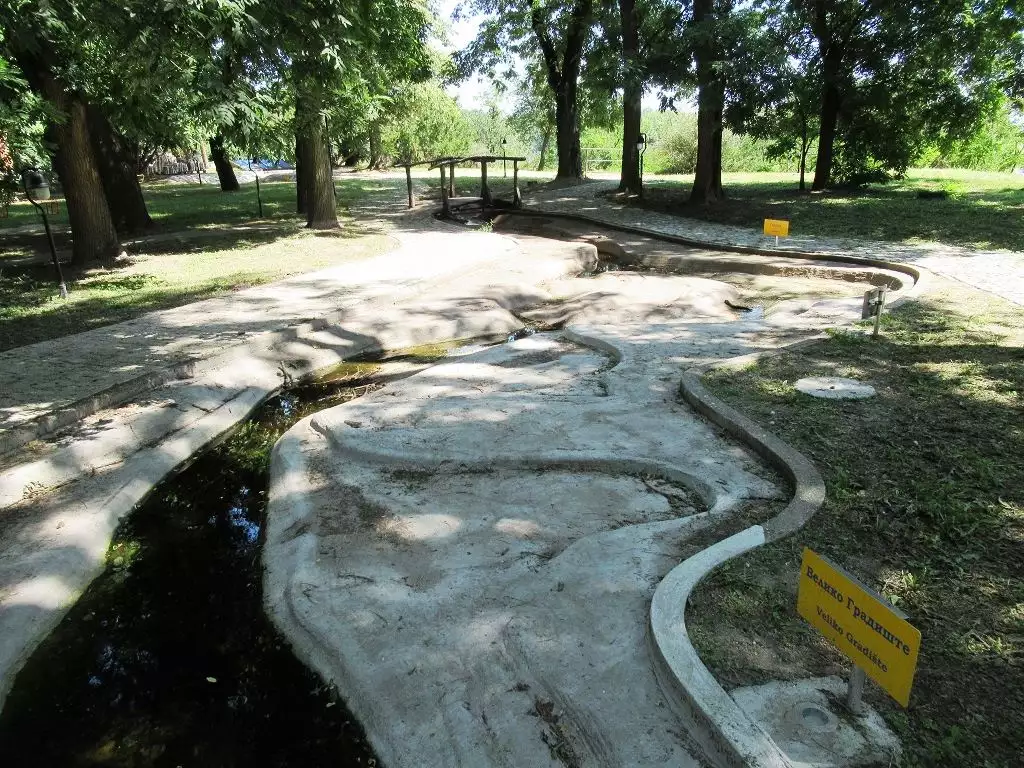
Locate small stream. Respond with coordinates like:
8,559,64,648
0,364,396,767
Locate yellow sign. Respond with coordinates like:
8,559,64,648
763,218,790,237
797,548,921,707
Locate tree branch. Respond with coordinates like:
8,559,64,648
529,0,562,90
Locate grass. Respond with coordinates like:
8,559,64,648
688,280,1023,766
628,168,1024,251
0,177,401,236
0,179,398,351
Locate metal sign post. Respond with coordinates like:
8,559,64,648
797,548,921,710
862,287,889,338
846,666,866,714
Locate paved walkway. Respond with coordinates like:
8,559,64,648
0,187,488,448
524,180,1024,306
0,227,517,443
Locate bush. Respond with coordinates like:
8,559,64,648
639,111,792,175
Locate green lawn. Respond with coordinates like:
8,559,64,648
0,179,397,351
689,281,1023,767
0,178,401,241
630,168,1024,251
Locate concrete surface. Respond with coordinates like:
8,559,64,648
264,258,896,767
794,377,877,400
0,226,595,713
731,677,902,767
0,228,525,454
1,179,928,765
523,179,1024,307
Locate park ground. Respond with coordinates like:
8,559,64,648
2,167,1022,351
691,278,1023,767
0,166,1022,765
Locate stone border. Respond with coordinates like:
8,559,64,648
502,207,923,287
639,244,929,765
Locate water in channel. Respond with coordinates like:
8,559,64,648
0,363,391,768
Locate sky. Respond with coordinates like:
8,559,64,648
437,0,502,110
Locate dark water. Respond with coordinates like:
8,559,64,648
0,371,386,768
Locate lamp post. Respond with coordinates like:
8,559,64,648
248,158,264,218
502,138,508,178
636,132,648,192
21,168,67,299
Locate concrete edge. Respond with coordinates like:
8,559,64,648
649,524,792,768
0,384,272,714
644,335,830,768
503,207,924,287
647,255,934,766
0,360,200,458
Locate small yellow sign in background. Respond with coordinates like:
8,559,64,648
763,218,790,237
797,548,921,707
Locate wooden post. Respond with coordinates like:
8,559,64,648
405,164,414,208
480,161,492,207
448,161,456,198
513,160,521,208
440,163,450,218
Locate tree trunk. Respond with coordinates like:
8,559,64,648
368,123,384,170
691,84,725,204
689,0,725,205
45,103,120,267
619,84,643,194
554,81,583,179
88,106,152,234
13,46,120,263
295,134,308,214
812,79,840,191
210,134,240,191
537,125,552,172
618,0,643,195
296,88,339,230
799,118,809,191
531,0,592,181
56,99,121,263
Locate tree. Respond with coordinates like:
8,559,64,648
925,102,1024,171
617,0,643,194
613,0,689,194
210,133,240,191
382,83,473,162
1,6,121,263
508,65,557,171
785,0,1020,189
88,106,152,232
725,5,819,189
272,0,432,229
688,0,731,204
459,0,596,180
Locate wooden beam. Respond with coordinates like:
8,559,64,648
480,161,492,207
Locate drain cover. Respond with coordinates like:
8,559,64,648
795,376,876,400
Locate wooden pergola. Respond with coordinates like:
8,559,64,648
394,155,528,217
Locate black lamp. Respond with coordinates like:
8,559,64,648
636,132,648,188
24,170,50,200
